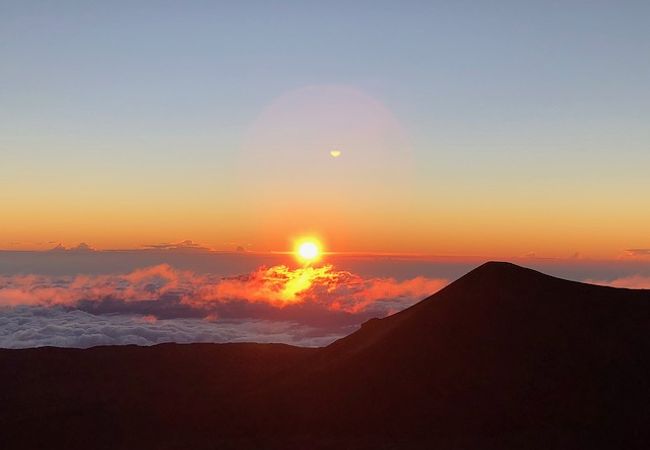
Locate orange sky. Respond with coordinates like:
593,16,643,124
2,90,648,259
3,196,648,260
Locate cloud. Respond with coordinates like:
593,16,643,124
143,240,211,251
187,265,445,310
0,264,445,314
587,275,650,289
0,264,447,348
0,306,340,349
0,264,185,307
72,242,96,252
623,249,650,258
48,242,96,252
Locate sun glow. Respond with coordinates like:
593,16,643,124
295,238,322,264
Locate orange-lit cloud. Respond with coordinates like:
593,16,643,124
0,265,184,307
187,264,446,313
0,264,447,319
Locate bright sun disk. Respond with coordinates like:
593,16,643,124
295,240,321,264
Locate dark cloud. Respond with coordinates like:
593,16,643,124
72,242,96,252
75,294,205,320
48,242,96,252
143,240,211,252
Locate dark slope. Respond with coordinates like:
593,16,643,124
263,263,650,440
1,262,649,449
0,343,316,449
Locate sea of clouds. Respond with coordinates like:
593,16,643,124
0,264,447,348
0,306,342,348
2,251,649,349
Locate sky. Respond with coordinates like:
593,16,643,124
2,1,649,258
1,2,650,348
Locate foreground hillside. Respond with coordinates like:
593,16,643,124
1,262,649,449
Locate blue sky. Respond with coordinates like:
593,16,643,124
4,2,648,145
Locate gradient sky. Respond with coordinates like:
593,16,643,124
2,1,650,258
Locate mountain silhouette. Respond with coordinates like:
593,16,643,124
1,262,648,449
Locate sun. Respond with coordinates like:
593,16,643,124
299,242,319,260
295,238,322,264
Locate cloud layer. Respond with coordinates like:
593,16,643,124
0,264,447,348
0,307,340,349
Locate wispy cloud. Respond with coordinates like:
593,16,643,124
49,242,96,252
587,275,650,289
623,249,650,258
143,240,212,251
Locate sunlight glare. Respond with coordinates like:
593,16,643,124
295,239,322,264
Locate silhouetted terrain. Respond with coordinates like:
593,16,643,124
1,262,649,449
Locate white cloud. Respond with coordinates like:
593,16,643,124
0,306,342,349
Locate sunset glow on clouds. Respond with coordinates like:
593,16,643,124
2,253,649,349
0,264,446,312
0,264,447,348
